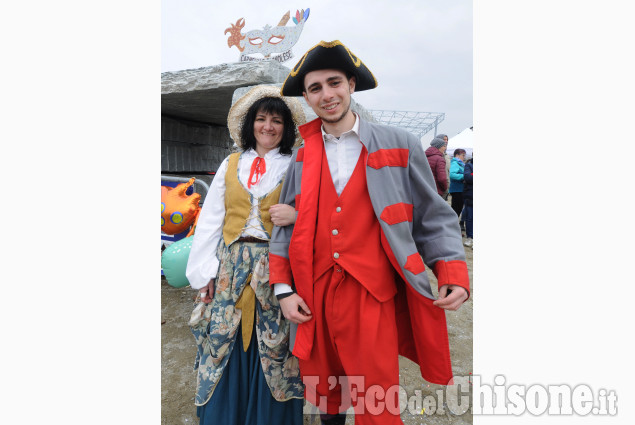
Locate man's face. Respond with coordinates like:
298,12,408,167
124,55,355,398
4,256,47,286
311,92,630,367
443,136,448,143
302,69,355,124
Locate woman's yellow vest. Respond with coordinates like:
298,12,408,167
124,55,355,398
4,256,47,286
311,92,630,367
222,152,283,246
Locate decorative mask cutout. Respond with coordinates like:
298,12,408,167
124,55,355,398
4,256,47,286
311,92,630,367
225,8,310,63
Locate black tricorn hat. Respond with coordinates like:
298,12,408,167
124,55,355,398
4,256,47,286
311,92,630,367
280,40,378,96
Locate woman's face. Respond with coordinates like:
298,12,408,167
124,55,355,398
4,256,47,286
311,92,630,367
253,110,284,154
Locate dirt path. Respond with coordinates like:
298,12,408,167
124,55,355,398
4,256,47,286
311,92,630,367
161,243,472,425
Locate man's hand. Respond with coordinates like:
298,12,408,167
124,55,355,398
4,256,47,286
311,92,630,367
279,293,313,324
433,284,468,311
270,203,297,227
199,279,215,304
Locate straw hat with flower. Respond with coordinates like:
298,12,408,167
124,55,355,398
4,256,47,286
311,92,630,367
227,85,307,148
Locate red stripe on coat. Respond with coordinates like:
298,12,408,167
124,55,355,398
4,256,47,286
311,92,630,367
380,202,414,225
404,253,426,275
296,147,304,162
367,148,409,169
294,194,301,211
285,119,324,360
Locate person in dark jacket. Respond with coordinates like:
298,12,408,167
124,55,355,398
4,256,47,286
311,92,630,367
425,137,448,196
437,134,451,200
462,157,473,247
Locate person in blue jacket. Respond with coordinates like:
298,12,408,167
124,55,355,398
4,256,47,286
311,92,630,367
449,149,466,220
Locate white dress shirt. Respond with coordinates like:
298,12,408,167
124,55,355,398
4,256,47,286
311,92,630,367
322,113,362,196
186,148,291,290
274,114,363,296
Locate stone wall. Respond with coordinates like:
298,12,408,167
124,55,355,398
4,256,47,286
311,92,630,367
161,61,291,178
161,116,234,173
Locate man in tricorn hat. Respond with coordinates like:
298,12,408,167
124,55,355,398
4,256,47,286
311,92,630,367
269,40,470,425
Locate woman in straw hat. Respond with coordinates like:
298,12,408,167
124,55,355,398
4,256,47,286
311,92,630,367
186,85,306,425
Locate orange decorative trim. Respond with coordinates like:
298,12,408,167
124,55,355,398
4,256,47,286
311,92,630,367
404,253,425,275
367,148,409,169
379,202,413,225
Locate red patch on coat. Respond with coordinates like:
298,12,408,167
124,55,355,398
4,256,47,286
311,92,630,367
404,253,426,275
296,147,304,162
367,148,409,169
295,194,301,211
379,202,414,225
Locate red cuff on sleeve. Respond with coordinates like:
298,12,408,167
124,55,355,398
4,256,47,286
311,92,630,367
433,260,470,299
269,253,293,287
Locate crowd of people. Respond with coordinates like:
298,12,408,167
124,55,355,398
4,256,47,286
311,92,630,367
425,136,473,248
182,40,471,425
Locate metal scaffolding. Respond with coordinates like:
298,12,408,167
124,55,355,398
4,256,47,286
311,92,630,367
367,110,445,139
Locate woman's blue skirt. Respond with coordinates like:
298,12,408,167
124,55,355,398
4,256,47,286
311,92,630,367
196,319,304,425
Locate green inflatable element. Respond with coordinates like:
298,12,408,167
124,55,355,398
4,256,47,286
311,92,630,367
161,236,193,288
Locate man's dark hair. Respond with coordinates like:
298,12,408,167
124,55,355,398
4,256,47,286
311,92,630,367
240,97,297,155
453,148,466,157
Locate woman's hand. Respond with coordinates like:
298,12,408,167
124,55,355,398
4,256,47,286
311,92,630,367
198,279,215,304
269,203,297,227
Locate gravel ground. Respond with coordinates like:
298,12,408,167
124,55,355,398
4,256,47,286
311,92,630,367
161,241,473,425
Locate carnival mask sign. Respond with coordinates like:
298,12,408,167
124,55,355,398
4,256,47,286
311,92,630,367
225,8,310,63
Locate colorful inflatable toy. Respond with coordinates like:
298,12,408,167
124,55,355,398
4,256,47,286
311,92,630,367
161,236,193,288
161,178,201,235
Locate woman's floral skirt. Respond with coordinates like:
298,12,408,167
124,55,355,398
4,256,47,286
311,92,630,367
189,239,304,406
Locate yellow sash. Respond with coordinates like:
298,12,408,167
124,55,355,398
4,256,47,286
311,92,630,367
234,274,255,351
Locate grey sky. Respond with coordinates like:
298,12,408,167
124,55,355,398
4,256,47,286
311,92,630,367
162,0,472,140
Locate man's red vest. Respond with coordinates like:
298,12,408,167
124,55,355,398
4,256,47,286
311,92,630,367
312,147,397,302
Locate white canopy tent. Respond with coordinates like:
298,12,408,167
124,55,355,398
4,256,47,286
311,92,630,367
446,127,473,159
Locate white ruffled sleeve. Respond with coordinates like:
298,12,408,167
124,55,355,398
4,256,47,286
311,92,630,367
185,157,228,290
